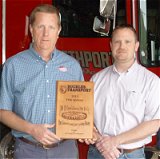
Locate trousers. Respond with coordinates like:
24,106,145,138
88,145,146,159
14,138,78,159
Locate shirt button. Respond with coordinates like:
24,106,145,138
46,65,48,68
47,95,50,98
48,110,50,113
46,80,49,83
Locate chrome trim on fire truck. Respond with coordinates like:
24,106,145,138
2,0,6,64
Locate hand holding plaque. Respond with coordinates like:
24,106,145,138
56,81,94,139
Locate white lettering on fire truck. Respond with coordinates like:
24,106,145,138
66,51,112,68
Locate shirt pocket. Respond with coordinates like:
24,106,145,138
124,90,145,113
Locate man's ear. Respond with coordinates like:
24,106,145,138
110,41,112,50
135,41,139,52
29,24,33,37
58,26,61,35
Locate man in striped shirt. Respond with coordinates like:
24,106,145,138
0,4,83,159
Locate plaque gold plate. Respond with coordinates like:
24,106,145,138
56,81,94,139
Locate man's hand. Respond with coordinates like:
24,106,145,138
78,127,100,145
100,148,120,159
30,123,60,145
96,135,121,159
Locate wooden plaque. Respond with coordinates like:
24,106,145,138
56,81,94,139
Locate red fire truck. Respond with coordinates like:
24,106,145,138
0,0,160,158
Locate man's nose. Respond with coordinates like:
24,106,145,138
119,41,125,48
43,27,49,36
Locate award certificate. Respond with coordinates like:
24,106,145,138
56,81,94,139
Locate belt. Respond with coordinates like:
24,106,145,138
18,137,65,149
118,147,143,154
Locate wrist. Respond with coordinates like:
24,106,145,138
113,135,121,147
26,123,35,136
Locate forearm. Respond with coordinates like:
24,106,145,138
116,119,160,145
0,109,34,135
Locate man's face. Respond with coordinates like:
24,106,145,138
110,28,139,64
30,12,61,53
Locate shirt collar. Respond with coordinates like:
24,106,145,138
29,43,57,61
127,60,138,73
112,60,138,74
